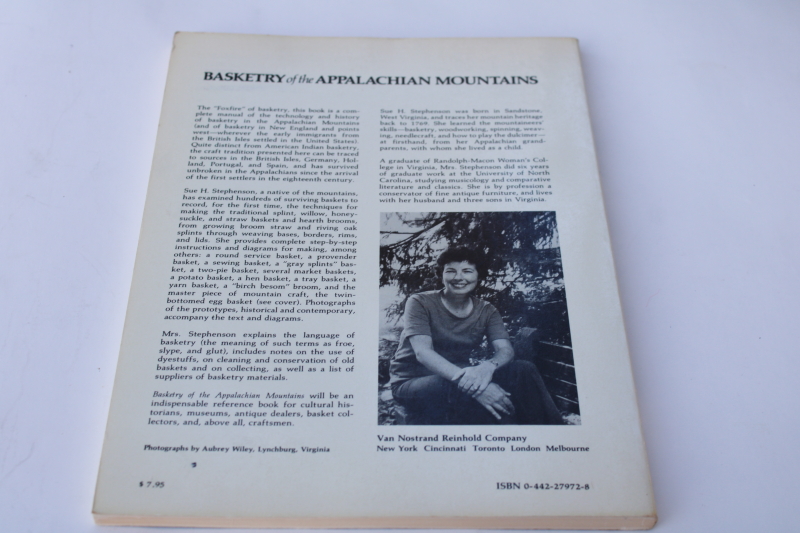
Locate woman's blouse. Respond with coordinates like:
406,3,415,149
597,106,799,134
389,290,509,386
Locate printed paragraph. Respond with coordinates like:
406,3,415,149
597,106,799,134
378,156,551,204
155,330,356,384
169,188,359,323
189,105,360,184
148,389,355,428
378,107,544,152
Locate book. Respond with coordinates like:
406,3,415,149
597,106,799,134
93,32,656,529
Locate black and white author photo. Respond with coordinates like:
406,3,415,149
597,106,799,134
378,212,580,426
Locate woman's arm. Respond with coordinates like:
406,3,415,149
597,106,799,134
407,335,466,382
409,335,515,397
408,335,516,420
490,338,515,366
456,338,515,396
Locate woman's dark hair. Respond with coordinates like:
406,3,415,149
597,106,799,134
435,247,488,280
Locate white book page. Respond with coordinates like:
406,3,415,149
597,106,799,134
93,33,654,525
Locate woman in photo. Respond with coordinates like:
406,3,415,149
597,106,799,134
389,247,564,425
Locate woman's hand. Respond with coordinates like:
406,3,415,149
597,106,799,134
474,383,515,420
456,362,495,397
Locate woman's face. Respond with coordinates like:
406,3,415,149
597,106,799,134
441,261,479,296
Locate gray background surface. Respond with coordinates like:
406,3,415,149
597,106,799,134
2,2,799,531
